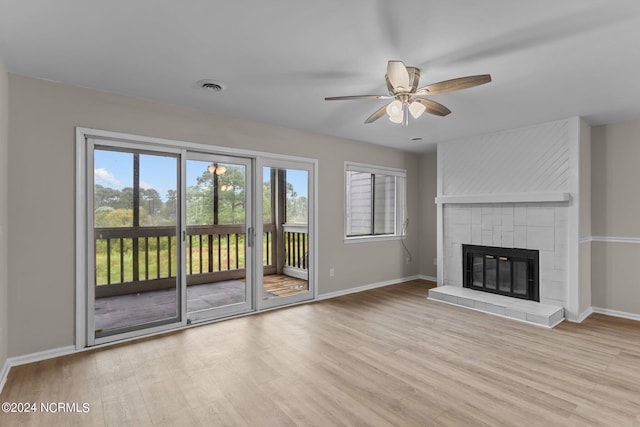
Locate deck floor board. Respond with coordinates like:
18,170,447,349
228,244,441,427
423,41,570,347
94,275,308,332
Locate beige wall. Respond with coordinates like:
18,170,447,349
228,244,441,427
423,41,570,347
591,120,640,315
7,74,422,357
591,242,640,314
0,59,8,370
418,152,437,279
592,121,640,236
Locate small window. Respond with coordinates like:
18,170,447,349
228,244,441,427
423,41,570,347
345,162,406,241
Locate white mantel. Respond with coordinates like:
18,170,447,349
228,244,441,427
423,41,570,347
435,192,571,205
436,117,591,321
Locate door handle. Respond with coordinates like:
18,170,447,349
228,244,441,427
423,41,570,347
247,227,254,247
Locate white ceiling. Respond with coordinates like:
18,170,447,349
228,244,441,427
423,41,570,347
2,0,640,152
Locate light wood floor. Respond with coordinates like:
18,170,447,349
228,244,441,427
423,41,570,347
2,280,640,426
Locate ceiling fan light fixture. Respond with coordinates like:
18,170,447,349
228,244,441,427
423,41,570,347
386,100,402,117
409,101,426,119
386,100,405,123
208,164,227,175
389,113,403,124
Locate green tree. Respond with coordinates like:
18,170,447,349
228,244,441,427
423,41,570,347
160,189,177,224
94,184,130,209
94,185,176,227
139,188,163,225
286,183,308,224
186,183,212,225
263,181,272,223
118,187,134,209
217,166,246,224
188,165,246,225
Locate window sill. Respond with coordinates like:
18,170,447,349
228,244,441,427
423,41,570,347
344,235,404,244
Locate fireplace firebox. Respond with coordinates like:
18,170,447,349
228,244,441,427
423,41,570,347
462,244,539,302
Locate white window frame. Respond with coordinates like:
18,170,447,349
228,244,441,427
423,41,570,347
344,161,406,243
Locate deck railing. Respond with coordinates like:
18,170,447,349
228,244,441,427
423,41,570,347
94,223,307,297
94,224,275,297
283,224,309,276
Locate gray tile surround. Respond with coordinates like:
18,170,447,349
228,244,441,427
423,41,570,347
443,203,569,308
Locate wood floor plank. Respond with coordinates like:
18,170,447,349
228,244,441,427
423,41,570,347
102,390,152,427
1,279,640,426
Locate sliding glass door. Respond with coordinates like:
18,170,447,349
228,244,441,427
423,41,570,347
91,145,182,342
81,130,316,346
185,154,253,322
88,143,255,343
90,144,254,343
259,159,315,309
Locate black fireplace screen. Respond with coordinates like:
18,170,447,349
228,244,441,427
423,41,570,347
462,245,539,302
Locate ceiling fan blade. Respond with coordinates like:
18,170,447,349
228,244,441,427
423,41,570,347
413,98,451,116
386,61,410,91
364,103,391,124
325,95,391,101
416,74,492,95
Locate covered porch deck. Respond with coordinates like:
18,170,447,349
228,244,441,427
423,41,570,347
95,274,308,332
94,223,309,334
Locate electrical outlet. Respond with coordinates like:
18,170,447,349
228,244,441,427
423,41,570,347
329,268,335,277
433,257,437,265
405,257,411,264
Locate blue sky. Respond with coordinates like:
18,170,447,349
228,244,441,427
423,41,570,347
94,150,178,199
94,150,308,199
264,167,308,198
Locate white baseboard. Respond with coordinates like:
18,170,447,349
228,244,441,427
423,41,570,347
535,305,640,324
317,275,421,300
574,306,594,323
0,359,10,395
592,306,640,322
0,345,76,395
565,306,594,323
418,275,437,282
7,345,76,367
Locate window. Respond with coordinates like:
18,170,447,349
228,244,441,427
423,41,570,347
345,162,406,241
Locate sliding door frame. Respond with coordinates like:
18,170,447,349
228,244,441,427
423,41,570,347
185,152,254,323
256,158,317,310
76,127,318,350
83,137,187,346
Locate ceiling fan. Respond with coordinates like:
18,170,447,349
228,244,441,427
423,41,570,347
325,61,491,126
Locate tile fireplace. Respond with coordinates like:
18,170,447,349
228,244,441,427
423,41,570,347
435,117,592,321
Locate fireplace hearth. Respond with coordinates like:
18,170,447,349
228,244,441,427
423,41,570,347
463,244,539,302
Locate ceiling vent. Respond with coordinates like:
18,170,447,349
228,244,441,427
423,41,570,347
197,80,224,92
